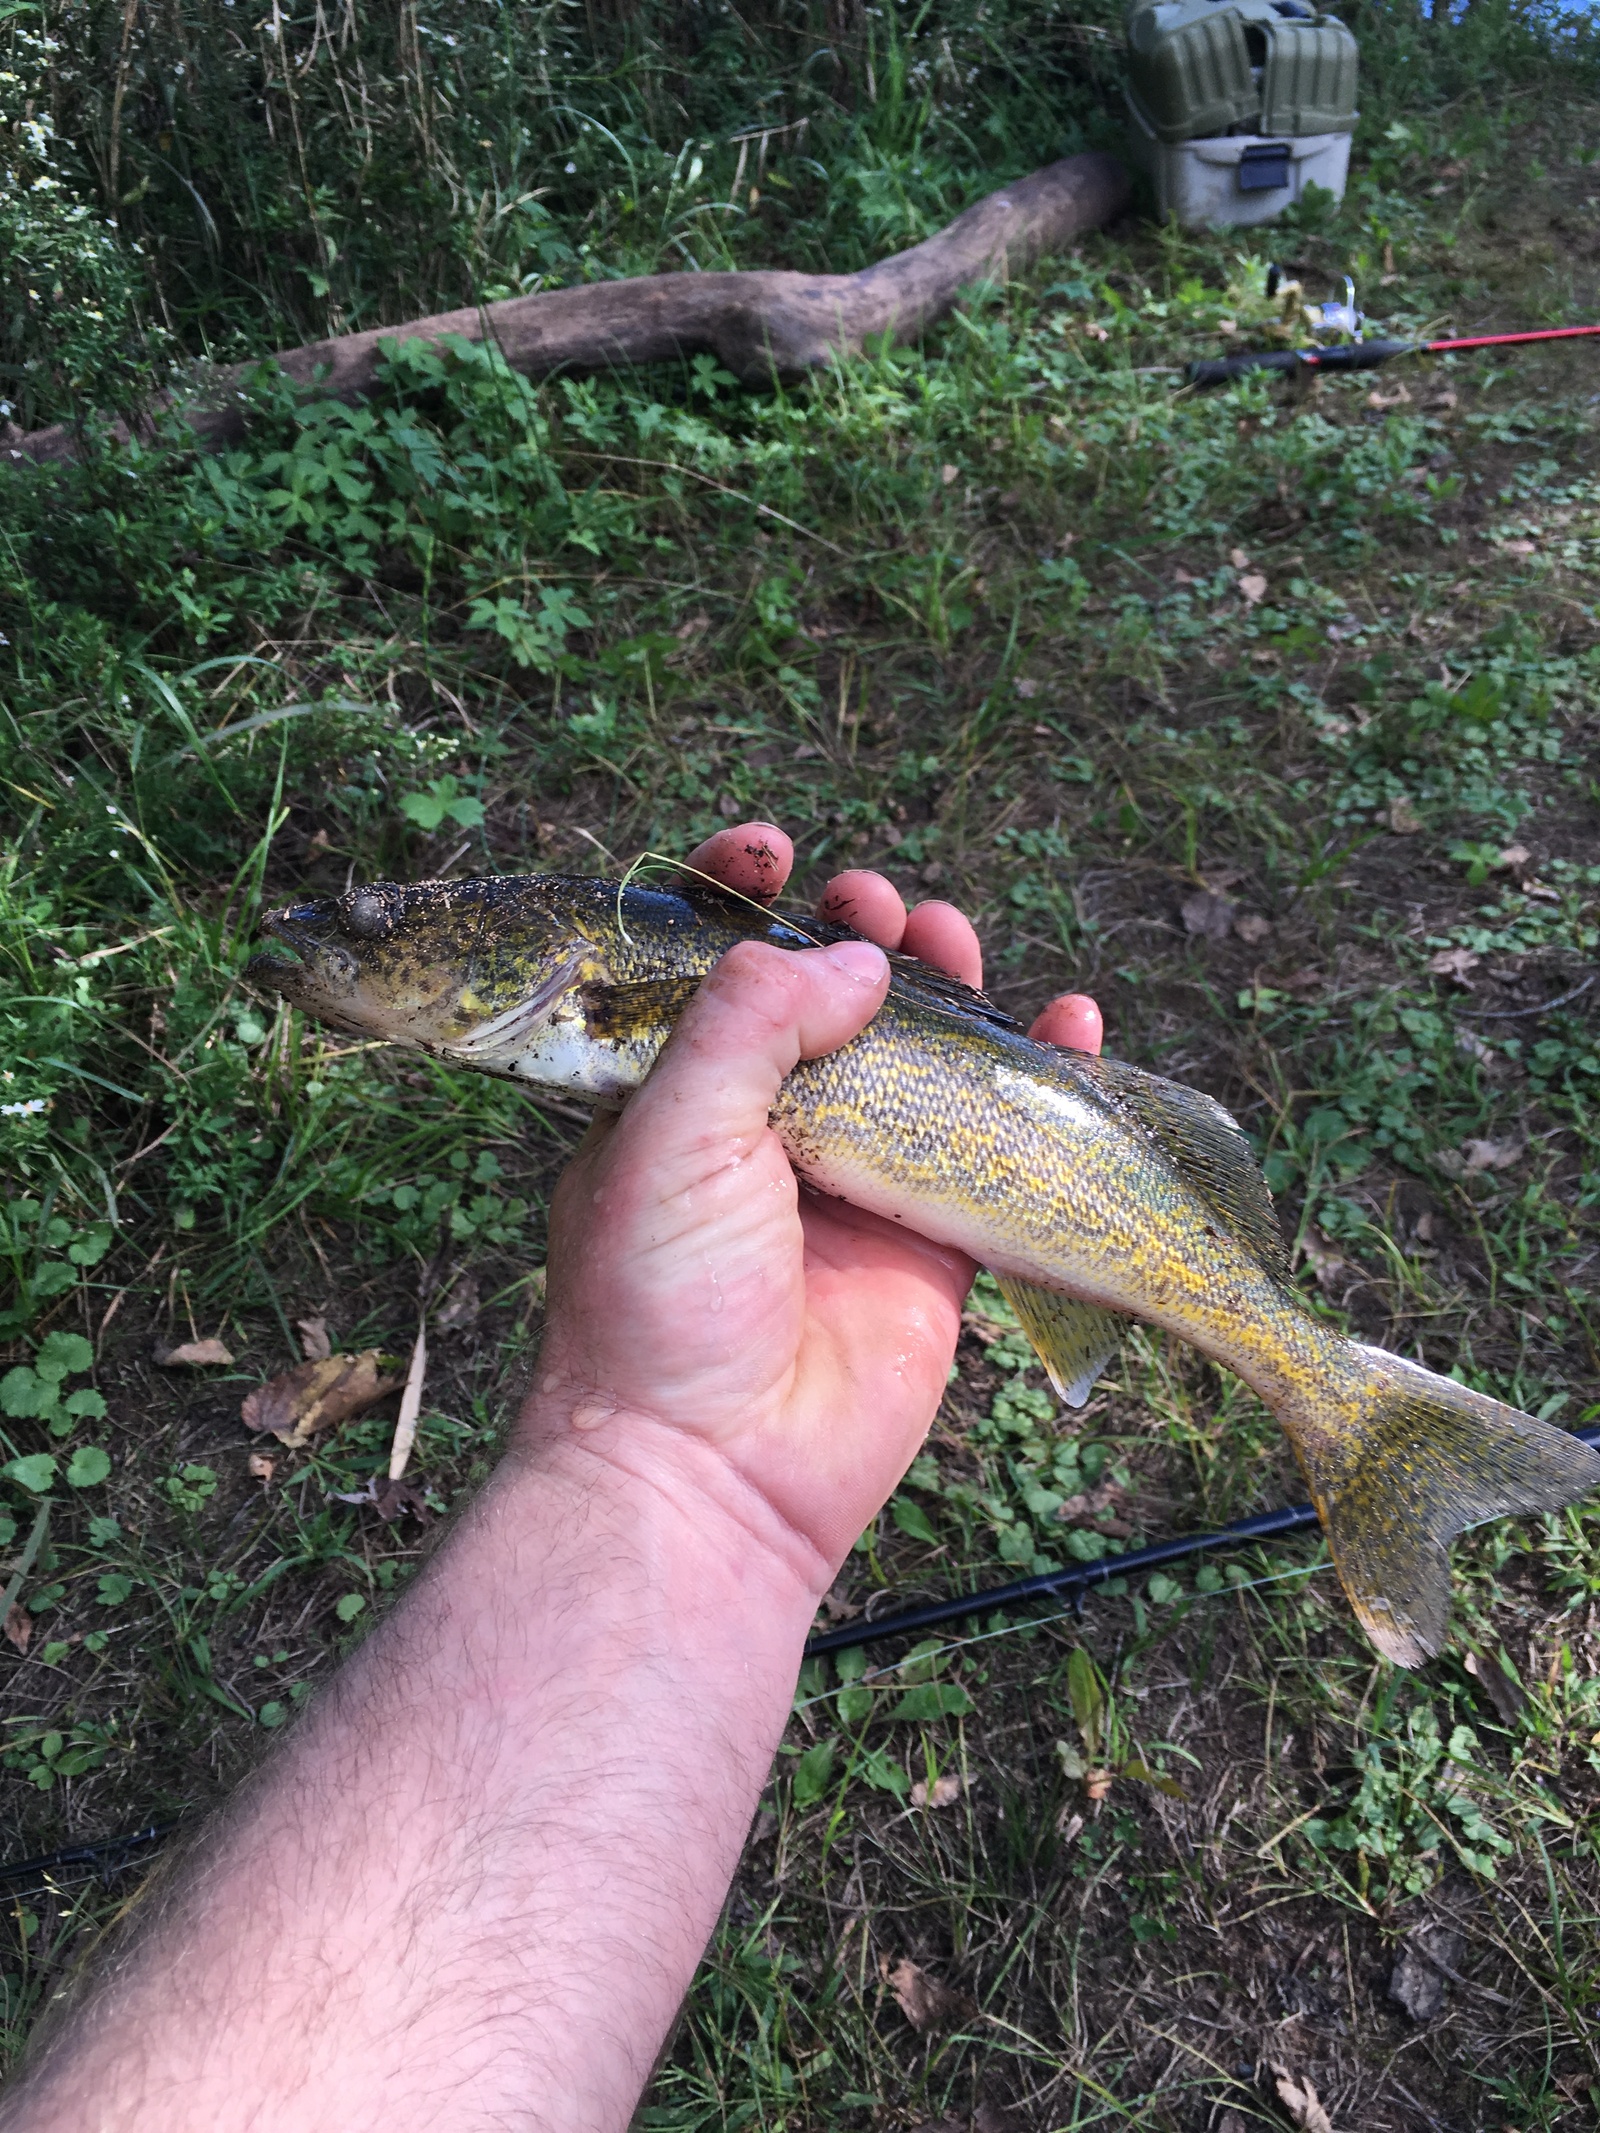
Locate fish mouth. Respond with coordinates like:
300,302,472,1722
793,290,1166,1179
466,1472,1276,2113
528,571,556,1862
245,900,361,1007
245,890,593,1056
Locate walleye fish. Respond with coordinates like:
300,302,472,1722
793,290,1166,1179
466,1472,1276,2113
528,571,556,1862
248,870,1600,1666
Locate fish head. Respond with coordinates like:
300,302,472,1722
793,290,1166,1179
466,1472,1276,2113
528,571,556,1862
247,875,635,1094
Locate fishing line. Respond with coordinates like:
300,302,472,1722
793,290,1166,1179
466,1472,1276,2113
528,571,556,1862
617,849,1022,1029
623,846,828,946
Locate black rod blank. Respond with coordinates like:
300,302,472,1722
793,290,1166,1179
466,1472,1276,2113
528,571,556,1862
9,1436,1598,1883
805,1422,1600,1660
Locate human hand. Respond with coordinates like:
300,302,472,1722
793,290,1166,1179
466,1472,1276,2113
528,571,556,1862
530,823,1103,1579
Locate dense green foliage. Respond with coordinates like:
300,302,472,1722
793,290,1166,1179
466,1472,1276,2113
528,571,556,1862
6,0,1600,2120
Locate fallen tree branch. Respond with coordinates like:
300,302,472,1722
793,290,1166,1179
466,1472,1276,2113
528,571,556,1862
8,153,1128,468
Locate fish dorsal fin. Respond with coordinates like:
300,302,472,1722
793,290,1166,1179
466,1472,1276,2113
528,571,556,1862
882,950,1021,1033
1060,1054,1292,1286
992,1275,1125,1409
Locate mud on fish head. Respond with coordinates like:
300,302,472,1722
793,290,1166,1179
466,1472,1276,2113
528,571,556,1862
246,877,608,1061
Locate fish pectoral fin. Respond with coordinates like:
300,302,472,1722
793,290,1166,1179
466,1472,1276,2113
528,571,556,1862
992,1276,1124,1409
581,976,703,1042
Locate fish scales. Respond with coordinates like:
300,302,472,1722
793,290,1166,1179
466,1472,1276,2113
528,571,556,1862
248,870,1600,1666
777,1012,1318,1399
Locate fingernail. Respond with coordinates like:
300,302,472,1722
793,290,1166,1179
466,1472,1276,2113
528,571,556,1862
820,940,888,985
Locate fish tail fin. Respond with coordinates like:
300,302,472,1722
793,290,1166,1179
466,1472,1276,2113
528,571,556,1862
1285,1346,1600,1667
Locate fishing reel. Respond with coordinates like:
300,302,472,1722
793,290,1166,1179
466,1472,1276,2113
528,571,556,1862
1265,263,1364,342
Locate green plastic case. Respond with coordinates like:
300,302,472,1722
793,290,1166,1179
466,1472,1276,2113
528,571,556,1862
1125,0,1358,145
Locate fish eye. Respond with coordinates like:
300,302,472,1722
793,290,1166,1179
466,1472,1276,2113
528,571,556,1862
341,888,394,940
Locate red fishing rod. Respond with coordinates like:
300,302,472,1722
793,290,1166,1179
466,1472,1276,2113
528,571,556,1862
1190,321,1600,387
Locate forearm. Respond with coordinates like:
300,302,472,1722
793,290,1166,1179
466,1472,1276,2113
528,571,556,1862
2,1405,829,2133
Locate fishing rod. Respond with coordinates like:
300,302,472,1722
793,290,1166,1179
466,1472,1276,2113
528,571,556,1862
1190,322,1600,389
805,1420,1600,1660
1186,268,1600,387
0,1821,177,1891
13,1437,1598,1880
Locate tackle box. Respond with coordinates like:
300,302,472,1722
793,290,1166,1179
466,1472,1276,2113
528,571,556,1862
1124,0,1358,227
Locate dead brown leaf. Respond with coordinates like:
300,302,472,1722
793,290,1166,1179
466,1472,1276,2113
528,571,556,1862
1272,2068,1343,2133
1299,1226,1348,1290
3,1604,30,1653
910,1772,963,1809
1461,1134,1524,1174
296,1314,332,1362
973,2106,1026,2133
433,1273,480,1333
370,1476,435,1521
1428,946,1480,984
1454,1028,1497,1068
1054,1479,1124,1522
1388,1922,1467,2021
884,1956,975,2034
241,1350,403,1448
154,1336,236,1368
1181,890,1237,941
1464,1646,1529,1726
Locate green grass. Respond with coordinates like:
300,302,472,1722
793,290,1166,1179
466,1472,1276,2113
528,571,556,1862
6,0,1600,2121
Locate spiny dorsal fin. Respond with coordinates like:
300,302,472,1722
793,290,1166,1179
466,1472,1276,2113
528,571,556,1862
882,951,1021,1033
1060,1053,1292,1285
992,1275,1125,1408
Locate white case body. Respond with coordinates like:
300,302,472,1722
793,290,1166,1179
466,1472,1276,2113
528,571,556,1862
1127,99,1353,227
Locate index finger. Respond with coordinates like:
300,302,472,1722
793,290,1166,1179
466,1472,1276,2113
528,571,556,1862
682,822,792,903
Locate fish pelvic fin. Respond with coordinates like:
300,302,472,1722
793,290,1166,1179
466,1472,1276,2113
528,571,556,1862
1063,1055,1291,1285
992,1275,1124,1409
1290,1345,1600,1667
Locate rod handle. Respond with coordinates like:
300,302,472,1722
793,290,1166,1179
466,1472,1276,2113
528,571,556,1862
1188,339,1415,386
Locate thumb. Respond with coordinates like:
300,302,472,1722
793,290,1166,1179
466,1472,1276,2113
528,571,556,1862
616,937,889,1175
